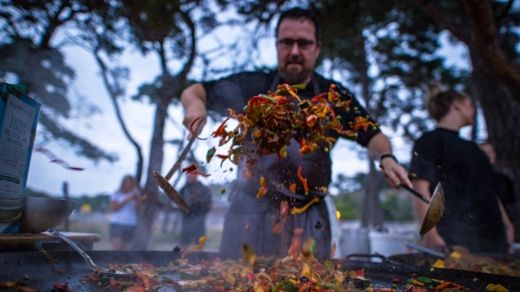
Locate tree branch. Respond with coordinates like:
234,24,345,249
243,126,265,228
93,48,145,182
39,111,116,162
177,10,196,82
414,0,470,43
462,0,520,98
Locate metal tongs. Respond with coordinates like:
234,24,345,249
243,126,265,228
153,137,194,214
402,182,445,236
47,228,132,277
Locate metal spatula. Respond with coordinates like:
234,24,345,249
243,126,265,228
420,182,445,236
153,137,194,214
48,228,132,278
402,182,445,236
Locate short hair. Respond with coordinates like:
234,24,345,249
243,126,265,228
427,90,469,121
275,8,320,43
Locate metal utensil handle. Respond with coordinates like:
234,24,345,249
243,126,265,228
402,185,430,204
406,242,446,258
47,228,98,271
165,137,195,181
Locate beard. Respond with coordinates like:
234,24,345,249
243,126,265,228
278,57,313,85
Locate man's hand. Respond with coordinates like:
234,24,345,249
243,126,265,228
380,157,412,188
181,84,208,138
367,133,412,188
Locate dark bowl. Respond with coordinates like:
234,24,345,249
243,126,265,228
19,196,74,233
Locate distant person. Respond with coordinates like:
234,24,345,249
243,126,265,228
409,89,512,253
179,172,212,245
479,142,516,252
109,175,141,251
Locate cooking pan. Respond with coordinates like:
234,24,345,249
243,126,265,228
2,250,520,291
388,252,520,273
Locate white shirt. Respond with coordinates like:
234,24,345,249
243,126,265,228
109,190,138,226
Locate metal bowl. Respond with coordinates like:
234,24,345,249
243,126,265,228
19,196,74,233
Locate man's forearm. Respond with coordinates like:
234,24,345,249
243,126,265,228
181,83,208,135
181,83,207,109
367,132,393,161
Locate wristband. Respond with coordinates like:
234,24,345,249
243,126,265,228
379,153,398,164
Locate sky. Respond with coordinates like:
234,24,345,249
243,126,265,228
23,18,471,198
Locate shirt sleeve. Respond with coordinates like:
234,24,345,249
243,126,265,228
336,87,380,147
202,72,272,114
409,133,441,184
111,191,124,203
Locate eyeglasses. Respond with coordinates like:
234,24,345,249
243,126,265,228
277,38,316,50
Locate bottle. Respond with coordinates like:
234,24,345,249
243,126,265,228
0,82,40,233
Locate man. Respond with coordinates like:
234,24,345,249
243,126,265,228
179,172,212,245
181,8,411,258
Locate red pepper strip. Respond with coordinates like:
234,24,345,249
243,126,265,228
247,95,272,108
327,84,340,103
357,269,365,277
287,227,304,256
189,117,206,140
296,166,309,195
306,114,318,127
182,164,198,173
299,138,313,154
289,183,297,193
434,281,453,290
352,116,375,132
215,154,229,160
211,116,231,138
272,200,289,234
35,146,85,171
182,164,211,177
311,93,327,104
277,84,301,102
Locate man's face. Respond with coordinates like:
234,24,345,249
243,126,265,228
276,18,320,85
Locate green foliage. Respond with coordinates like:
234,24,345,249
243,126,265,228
76,194,111,212
332,187,415,222
332,191,361,221
380,190,415,222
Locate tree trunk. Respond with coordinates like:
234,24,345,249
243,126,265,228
131,98,169,250
471,54,520,240
361,160,384,228
354,27,385,229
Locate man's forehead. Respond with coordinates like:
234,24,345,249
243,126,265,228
277,18,316,40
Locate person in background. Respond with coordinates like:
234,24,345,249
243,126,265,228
179,172,212,245
180,8,411,259
109,175,140,251
478,142,516,253
409,89,512,253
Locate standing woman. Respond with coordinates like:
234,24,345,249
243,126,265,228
409,89,513,253
109,175,141,251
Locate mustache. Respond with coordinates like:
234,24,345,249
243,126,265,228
286,56,304,64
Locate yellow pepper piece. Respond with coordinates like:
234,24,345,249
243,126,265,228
300,262,311,278
291,197,320,215
487,283,509,292
449,250,461,259
432,259,445,268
